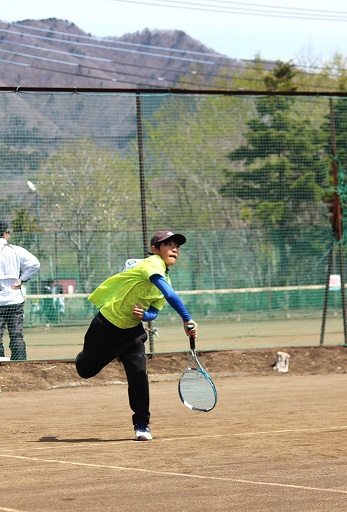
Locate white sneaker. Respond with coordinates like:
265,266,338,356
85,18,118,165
134,424,152,441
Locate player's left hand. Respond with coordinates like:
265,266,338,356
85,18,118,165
133,303,144,319
11,279,22,290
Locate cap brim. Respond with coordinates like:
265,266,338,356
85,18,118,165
159,233,186,245
150,232,187,247
172,234,186,245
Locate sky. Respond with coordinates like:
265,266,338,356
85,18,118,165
1,0,347,63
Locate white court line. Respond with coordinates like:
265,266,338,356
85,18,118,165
0,507,29,512
0,453,347,496
232,425,347,436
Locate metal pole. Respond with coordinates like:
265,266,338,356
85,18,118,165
339,243,347,345
55,231,59,279
136,94,149,254
27,180,41,293
136,93,154,355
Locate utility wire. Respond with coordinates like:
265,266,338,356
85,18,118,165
111,0,347,20
3,21,344,74
0,25,343,79
0,20,345,89
0,26,216,65
0,38,189,76
9,22,226,59
0,39,220,84
0,48,192,86
0,50,344,92
0,55,225,89
0,32,343,83
0,42,340,89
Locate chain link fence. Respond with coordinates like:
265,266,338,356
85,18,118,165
1,88,346,359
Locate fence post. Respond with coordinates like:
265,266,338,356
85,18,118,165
136,93,154,355
321,99,347,345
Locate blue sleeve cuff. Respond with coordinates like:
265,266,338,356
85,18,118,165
142,305,159,322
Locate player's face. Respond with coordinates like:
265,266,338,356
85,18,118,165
155,238,180,266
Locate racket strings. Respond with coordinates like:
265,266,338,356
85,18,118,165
179,368,217,411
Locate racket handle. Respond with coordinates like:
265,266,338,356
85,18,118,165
187,323,196,351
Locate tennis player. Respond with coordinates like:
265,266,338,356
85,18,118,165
75,230,198,441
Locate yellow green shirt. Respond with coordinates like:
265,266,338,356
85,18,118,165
88,255,171,329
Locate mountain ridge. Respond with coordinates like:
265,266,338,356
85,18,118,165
0,18,239,89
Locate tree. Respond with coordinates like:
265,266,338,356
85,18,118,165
327,99,347,165
322,98,347,239
222,62,329,286
139,94,255,292
231,54,268,91
11,207,40,254
263,60,298,92
35,139,139,292
143,94,251,229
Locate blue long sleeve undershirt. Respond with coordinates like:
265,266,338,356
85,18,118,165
141,274,192,323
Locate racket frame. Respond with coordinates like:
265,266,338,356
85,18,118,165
178,332,217,412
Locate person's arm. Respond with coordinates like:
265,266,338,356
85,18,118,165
132,303,159,321
142,305,159,322
150,274,198,336
150,274,191,322
17,247,40,282
133,274,198,335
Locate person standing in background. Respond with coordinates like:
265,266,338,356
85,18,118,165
0,220,40,360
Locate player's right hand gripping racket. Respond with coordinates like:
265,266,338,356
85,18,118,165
178,326,217,412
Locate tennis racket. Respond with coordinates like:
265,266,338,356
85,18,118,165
178,326,217,412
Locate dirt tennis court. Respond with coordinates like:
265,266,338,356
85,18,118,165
1,348,347,511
